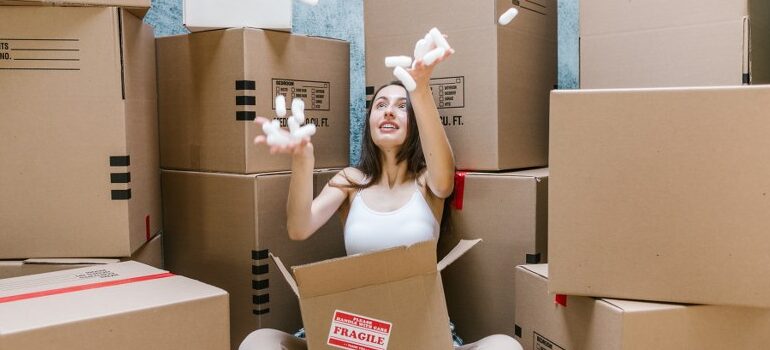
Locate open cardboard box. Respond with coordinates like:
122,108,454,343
272,239,480,350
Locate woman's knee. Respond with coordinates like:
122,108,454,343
239,328,306,350
463,334,523,350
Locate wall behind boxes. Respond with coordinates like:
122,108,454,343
144,0,365,165
557,0,578,89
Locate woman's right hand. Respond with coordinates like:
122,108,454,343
253,116,314,158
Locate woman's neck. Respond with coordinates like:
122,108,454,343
378,149,409,189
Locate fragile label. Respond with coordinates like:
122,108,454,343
429,76,464,109
534,332,565,350
327,310,392,350
272,78,331,111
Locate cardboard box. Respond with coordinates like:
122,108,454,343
0,0,151,17
0,261,229,349
515,264,770,350
0,233,164,279
441,168,548,342
580,0,770,88
161,169,347,348
274,239,479,350
365,0,556,171
157,28,350,174
183,0,292,32
0,6,162,259
549,85,770,307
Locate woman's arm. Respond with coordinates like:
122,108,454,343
408,49,456,198
254,117,348,240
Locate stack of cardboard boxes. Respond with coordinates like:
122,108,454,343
363,0,556,343
515,2,770,349
0,1,230,349
156,3,352,347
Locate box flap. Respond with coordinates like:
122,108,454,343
269,253,299,297
517,263,548,279
437,239,481,271
292,240,438,298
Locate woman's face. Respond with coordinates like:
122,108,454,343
369,85,409,151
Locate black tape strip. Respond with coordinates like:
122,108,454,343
236,80,256,90
253,308,270,315
366,100,371,109
109,156,130,167
252,249,269,260
253,294,269,305
743,73,750,84
252,279,269,290
236,96,256,106
110,172,131,184
365,86,374,95
236,111,256,121
526,253,541,264
111,189,131,200
514,325,522,338
252,264,268,275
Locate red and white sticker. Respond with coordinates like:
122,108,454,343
327,310,392,350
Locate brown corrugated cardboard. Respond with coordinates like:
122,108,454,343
365,0,556,171
441,168,548,342
157,28,350,174
162,169,346,348
0,0,151,17
0,261,229,349
274,239,479,350
580,0,770,88
0,233,163,279
183,0,292,32
515,264,770,350
549,85,770,307
0,6,162,259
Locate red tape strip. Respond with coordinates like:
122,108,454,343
452,171,466,210
0,272,174,304
555,294,567,307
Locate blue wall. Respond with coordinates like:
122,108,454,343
557,0,579,89
144,0,365,165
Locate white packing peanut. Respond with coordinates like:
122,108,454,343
291,98,306,125
266,133,291,147
393,66,416,92
422,47,445,66
414,39,430,60
385,55,413,68
428,27,451,50
275,95,286,118
498,7,519,25
288,116,300,134
263,119,291,147
292,123,317,139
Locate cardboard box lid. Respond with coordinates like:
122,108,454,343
0,261,226,334
274,239,480,298
0,0,151,17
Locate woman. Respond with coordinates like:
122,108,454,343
243,44,521,350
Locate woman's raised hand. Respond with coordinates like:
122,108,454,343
253,116,313,156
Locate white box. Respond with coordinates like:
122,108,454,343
183,0,292,32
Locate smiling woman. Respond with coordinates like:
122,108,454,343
244,38,521,349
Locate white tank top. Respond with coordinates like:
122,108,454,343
344,182,440,256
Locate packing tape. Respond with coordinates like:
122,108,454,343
554,294,567,307
452,171,466,210
0,272,174,304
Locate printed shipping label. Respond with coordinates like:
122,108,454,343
429,76,464,109
327,310,392,350
0,38,81,71
272,78,331,111
534,332,565,350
